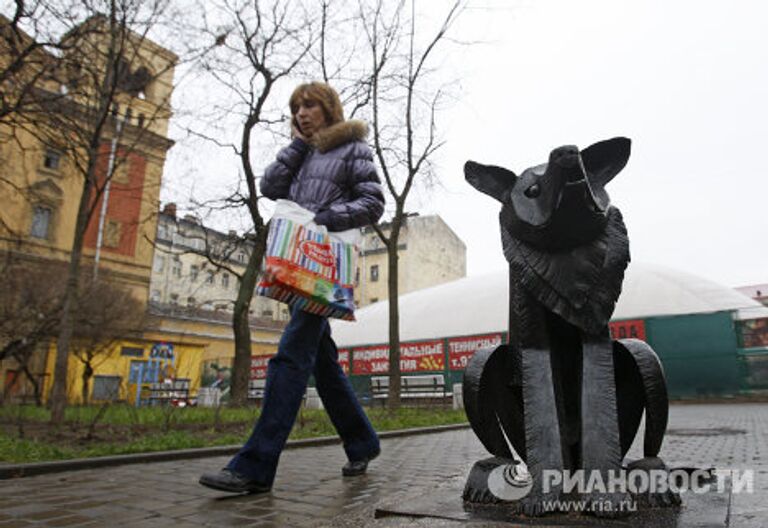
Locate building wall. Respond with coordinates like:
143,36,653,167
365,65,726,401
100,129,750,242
641,312,743,398
145,312,282,364
42,338,204,404
355,215,467,307
149,212,289,321
0,19,177,304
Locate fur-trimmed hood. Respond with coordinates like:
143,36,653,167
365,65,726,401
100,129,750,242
310,119,369,153
261,118,384,231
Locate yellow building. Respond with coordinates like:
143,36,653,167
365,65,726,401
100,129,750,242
0,15,177,302
0,16,285,404
356,215,467,307
43,338,205,405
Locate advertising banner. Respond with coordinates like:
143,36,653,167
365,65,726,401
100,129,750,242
400,340,445,372
338,348,351,374
250,355,274,380
448,334,503,371
609,319,646,341
352,345,389,375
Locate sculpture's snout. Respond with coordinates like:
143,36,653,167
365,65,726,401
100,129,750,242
550,145,581,168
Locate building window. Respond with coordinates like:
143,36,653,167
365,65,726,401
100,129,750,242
187,297,196,307
30,205,52,239
172,259,182,277
121,346,144,357
92,375,121,401
150,290,161,302
370,265,379,282
190,265,199,281
42,148,62,171
112,157,130,184
206,271,214,284
153,255,165,272
169,293,179,305
237,252,245,263
222,273,230,288
104,219,122,248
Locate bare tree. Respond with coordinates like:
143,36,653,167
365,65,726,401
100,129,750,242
358,0,463,409
70,278,146,405
0,1,183,423
0,257,62,405
0,2,74,127
0,258,144,406
184,0,319,405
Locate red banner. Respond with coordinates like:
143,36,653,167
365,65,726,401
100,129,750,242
250,355,274,380
448,334,503,371
338,348,350,374
609,319,646,341
352,345,389,375
400,340,444,372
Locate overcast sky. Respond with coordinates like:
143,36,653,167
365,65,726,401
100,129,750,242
164,0,767,288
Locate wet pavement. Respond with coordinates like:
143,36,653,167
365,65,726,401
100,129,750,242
0,403,766,527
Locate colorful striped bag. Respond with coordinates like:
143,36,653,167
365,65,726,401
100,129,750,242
256,200,360,321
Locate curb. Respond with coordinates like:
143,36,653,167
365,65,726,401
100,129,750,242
0,422,470,480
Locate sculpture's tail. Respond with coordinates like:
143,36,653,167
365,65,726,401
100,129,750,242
614,339,669,458
464,339,669,462
463,344,525,460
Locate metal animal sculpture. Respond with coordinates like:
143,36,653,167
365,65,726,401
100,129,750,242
462,138,678,517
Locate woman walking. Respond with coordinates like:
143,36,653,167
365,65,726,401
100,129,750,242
199,82,385,494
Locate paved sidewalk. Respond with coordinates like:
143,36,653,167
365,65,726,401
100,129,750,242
0,403,766,527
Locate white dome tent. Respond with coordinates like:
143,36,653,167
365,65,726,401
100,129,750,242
330,263,768,398
331,262,767,347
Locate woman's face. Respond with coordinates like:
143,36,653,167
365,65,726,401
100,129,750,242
295,98,328,138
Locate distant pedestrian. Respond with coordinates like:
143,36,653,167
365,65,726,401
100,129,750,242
199,82,385,494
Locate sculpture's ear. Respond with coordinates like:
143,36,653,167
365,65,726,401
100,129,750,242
464,161,517,202
581,137,631,187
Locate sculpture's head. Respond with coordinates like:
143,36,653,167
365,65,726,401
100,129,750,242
465,137,631,250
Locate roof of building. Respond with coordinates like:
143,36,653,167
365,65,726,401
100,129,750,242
330,262,768,347
735,284,768,299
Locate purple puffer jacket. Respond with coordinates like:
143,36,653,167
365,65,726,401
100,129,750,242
260,120,385,232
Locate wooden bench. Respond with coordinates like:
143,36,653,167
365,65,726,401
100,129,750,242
248,379,267,400
248,379,311,407
370,374,448,405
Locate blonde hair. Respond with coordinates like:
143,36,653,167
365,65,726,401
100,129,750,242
289,82,344,126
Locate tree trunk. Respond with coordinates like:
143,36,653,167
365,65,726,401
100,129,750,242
50,162,97,424
81,362,93,406
230,229,268,406
387,225,402,410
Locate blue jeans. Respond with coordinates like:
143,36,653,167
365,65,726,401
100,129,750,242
227,307,380,485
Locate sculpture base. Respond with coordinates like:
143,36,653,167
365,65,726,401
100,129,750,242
374,467,730,527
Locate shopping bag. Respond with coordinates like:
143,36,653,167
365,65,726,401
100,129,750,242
256,200,360,320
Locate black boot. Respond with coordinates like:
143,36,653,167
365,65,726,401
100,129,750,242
199,468,271,494
342,448,380,477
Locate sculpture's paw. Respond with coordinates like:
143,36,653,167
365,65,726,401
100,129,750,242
634,489,682,508
462,485,500,504
626,457,683,508
515,491,562,517
585,492,635,518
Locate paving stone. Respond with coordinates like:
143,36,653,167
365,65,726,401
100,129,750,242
1,403,767,526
